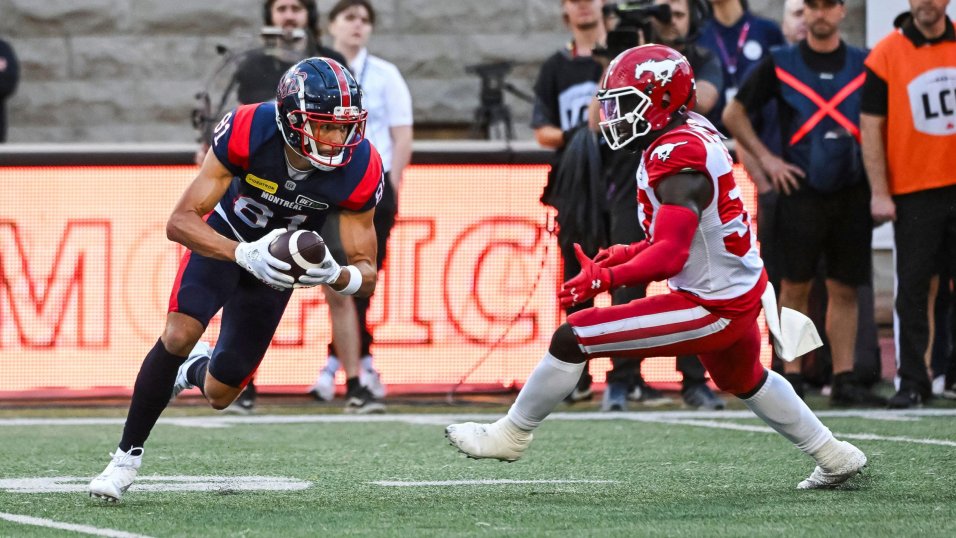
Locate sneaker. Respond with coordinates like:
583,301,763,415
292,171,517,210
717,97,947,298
171,341,210,400
564,386,594,403
89,447,144,502
344,384,386,414
887,389,923,409
223,381,256,415
628,383,673,407
797,440,866,489
445,417,533,462
682,384,725,410
361,368,387,399
308,370,335,402
932,375,956,400
601,382,628,412
830,378,887,408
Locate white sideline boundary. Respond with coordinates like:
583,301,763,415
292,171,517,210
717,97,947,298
1,409,954,448
0,511,152,538
372,479,616,487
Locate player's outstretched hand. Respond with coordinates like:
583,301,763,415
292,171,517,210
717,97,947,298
297,247,342,288
593,240,650,268
558,243,613,308
234,229,295,290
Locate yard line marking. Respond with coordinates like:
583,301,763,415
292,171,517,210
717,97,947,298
0,476,311,494
372,479,616,487
647,418,956,447
0,511,152,538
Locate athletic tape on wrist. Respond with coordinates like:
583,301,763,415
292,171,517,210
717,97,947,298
338,265,363,295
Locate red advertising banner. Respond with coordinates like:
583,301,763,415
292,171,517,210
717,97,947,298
0,164,768,397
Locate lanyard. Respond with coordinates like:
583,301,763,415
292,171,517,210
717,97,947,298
714,21,751,80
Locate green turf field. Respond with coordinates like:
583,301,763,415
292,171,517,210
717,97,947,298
1,402,954,537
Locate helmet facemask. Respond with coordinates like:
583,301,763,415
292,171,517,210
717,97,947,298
285,106,366,170
598,87,653,151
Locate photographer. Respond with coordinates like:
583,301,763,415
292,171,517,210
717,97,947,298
596,0,727,411
532,0,607,403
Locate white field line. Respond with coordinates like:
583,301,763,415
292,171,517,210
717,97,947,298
644,418,956,447
0,511,152,538
372,479,615,487
0,476,311,494
2,408,954,428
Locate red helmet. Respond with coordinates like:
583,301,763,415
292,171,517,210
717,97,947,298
598,44,697,150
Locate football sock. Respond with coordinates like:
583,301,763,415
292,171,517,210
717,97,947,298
742,369,832,455
119,339,187,452
360,355,374,371
507,352,585,431
322,355,341,375
186,356,210,395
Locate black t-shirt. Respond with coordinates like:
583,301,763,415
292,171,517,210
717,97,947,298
234,44,347,105
735,40,848,146
531,48,604,131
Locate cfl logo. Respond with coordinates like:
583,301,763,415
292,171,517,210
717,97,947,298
591,279,602,289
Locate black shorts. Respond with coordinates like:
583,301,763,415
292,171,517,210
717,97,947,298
169,212,292,387
774,180,872,286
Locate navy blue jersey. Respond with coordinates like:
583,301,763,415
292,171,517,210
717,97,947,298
210,102,384,242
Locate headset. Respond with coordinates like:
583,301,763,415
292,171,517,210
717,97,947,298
262,0,319,35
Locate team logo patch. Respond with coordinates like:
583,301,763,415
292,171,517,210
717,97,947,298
294,195,329,210
285,180,297,191
635,58,684,84
277,69,307,100
245,173,278,194
651,141,688,162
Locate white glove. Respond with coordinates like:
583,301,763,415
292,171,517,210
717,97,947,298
234,229,294,290
296,248,342,288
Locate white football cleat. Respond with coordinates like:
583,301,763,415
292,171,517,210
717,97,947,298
445,418,533,462
309,370,335,401
361,367,387,399
171,341,210,400
89,447,144,502
798,440,867,489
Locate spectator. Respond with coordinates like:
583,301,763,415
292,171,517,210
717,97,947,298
533,0,607,403
862,0,956,409
601,0,727,411
309,0,412,409
193,0,347,413
723,0,885,407
0,36,19,142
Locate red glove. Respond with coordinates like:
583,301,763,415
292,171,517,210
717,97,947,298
558,243,614,308
593,240,651,268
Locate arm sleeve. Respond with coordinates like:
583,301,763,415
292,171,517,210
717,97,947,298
607,204,698,287
530,57,559,128
860,66,889,116
734,55,779,111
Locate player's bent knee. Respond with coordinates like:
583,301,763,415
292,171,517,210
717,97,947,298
549,323,587,364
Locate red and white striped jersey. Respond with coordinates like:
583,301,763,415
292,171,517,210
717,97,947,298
637,115,763,302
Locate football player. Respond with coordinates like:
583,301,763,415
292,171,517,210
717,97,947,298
89,57,384,502
446,44,867,490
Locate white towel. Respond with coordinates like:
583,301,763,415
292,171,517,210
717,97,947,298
760,283,823,362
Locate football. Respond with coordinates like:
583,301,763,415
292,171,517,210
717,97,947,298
268,229,327,281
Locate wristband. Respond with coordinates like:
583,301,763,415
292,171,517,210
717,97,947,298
338,265,363,295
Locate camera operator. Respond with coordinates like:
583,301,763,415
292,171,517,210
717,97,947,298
594,0,727,411
194,0,345,166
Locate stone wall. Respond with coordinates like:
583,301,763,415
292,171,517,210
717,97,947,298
0,0,867,143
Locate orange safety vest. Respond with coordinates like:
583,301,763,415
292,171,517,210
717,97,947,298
865,25,956,195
